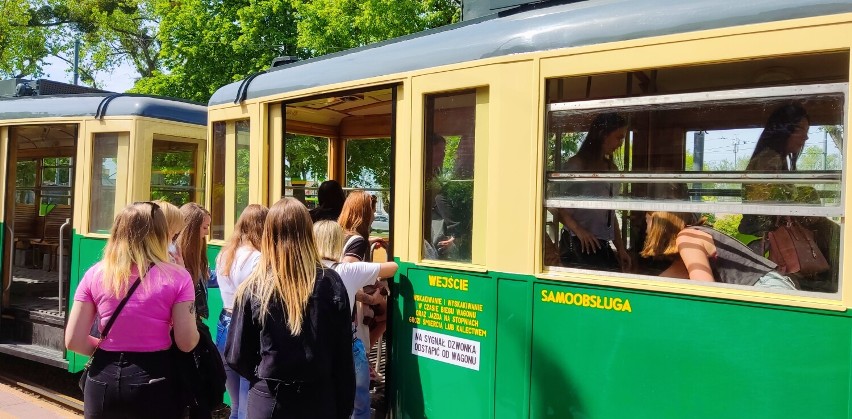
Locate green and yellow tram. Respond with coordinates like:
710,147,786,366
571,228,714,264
0,94,207,370
207,0,852,417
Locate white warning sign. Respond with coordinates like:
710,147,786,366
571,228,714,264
411,328,480,371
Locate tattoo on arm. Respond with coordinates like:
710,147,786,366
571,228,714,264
189,304,196,315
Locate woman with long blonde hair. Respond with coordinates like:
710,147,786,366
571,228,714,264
65,202,199,417
215,204,268,419
154,200,185,265
226,198,354,418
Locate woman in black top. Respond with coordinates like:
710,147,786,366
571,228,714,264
226,198,354,419
310,180,346,223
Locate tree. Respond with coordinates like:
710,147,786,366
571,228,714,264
0,0,51,78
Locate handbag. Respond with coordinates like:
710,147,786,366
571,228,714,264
171,320,226,411
765,218,829,276
78,276,143,391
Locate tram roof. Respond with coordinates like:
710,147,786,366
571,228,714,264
209,0,852,106
0,94,206,125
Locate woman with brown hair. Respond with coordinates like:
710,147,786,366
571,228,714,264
177,202,211,319
338,190,387,381
65,202,199,418
215,204,268,419
226,198,354,418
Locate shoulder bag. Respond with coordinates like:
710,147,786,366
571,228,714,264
78,276,143,391
765,217,829,276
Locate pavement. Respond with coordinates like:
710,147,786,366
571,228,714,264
0,382,79,419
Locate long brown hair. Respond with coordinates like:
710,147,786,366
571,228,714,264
217,204,268,276
177,202,210,285
641,212,703,258
338,190,374,239
235,198,323,334
100,202,169,297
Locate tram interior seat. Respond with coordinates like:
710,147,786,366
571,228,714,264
22,205,72,271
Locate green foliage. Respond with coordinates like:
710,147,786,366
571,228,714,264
0,0,50,78
285,135,328,182
710,213,742,237
546,132,583,170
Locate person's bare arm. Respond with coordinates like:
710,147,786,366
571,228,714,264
64,302,100,355
172,301,200,352
676,229,715,282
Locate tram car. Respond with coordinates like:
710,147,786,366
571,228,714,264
0,94,207,370
206,0,852,417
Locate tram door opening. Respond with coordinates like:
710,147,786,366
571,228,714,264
283,86,396,411
0,124,76,367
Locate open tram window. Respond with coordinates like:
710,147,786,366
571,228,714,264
543,53,847,296
284,134,329,208
423,90,477,263
346,138,392,238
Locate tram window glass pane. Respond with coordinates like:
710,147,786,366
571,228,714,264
16,160,36,204
150,140,198,206
346,138,391,235
544,88,845,295
423,90,476,263
89,133,120,233
211,122,226,240
284,134,328,209
235,120,251,216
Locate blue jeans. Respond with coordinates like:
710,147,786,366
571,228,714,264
217,310,249,419
352,336,371,419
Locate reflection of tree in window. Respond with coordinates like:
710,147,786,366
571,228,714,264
151,141,197,205
285,134,328,207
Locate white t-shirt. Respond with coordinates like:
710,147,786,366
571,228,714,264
216,246,261,311
321,259,380,313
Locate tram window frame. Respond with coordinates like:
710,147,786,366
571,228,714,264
542,82,846,298
210,121,226,240
344,137,392,237
235,120,251,217
88,132,126,234
283,133,330,209
149,138,204,206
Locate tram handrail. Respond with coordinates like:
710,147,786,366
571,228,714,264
4,225,12,292
58,218,70,314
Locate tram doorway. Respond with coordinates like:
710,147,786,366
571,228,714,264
0,124,77,368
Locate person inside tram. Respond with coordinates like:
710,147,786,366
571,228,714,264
310,179,346,223
214,204,268,419
314,220,398,419
65,201,199,417
424,134,460,260
738,103,839,291
641,211,797,290
554,113,631,272
225,198,354,419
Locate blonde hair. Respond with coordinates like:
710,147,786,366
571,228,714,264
218,204,268,276
641,212,702,258
177,202,210,285
235,198,322,334
154,200,184,239
338,190,374,239
100,202,169,297
313,220,344,262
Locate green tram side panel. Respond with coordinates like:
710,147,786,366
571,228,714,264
392,265,497,418
391,262,852,418
531,282,852,418
65,235,224,372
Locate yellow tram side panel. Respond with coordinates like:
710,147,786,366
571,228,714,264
205,12,852,311
533,14,852,312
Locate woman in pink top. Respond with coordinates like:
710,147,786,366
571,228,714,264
65,201,200,418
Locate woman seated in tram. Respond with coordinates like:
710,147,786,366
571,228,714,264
553,113,631,272
641,211,797,290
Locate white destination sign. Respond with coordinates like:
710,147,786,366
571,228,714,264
411,327,480,371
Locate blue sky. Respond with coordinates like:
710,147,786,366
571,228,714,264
42,55,136,93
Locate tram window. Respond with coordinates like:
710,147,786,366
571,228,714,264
544,84,845,296
89,133,120,233
16,161,36,204
346,138,391,236
40,157,73,206
235,121,251,216
423,90,477,263
211,122,226,240
284,134,329,208
150,140,200,206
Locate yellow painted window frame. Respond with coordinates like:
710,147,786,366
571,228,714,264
131,120,207,205
82,121,132,237
410,73,490,270
533,20,852,311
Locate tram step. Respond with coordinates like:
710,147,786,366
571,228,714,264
3,310,66,353
0,341,67,369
